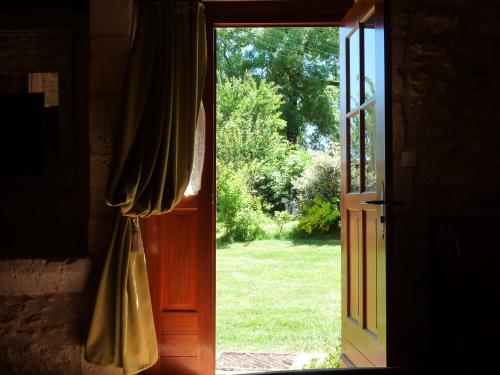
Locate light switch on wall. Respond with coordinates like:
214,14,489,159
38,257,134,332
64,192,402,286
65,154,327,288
401,151,417,167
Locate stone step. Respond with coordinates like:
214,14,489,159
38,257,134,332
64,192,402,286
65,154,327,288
215,351,328,374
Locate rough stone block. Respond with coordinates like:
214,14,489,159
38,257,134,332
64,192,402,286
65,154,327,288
392,101,405,151
88,215,116,256
0,294,90,342
414,15,459,35
0,343,81,375
90,153,112,193
0,259,91,296
0,291,93,375
90,0,133,37
89,96,121,155
89,152,114,216
90,36,130,95
90,184,115,217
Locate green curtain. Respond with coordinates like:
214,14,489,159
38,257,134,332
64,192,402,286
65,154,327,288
85,1,206,373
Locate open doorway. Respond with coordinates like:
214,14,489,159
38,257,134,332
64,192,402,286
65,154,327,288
215,26,342,374
141,2,387,374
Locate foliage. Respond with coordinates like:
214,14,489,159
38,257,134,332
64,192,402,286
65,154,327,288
274,210,292,235
297,197,340,235
217,165,265,241
217,75,288,170
293,146,341,211
217,27,340,147
304,341,341,369
250,147,310,212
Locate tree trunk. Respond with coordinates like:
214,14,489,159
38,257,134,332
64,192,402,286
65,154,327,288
286,127,297,144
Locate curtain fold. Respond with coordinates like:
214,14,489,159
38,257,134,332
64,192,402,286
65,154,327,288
85,1,206,373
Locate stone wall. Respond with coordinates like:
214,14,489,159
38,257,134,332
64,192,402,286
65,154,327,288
89,0,134,257
0,1,133,374
0,259,122,375
390,0,500,366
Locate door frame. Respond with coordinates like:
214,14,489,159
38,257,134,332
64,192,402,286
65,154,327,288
202,0,393,372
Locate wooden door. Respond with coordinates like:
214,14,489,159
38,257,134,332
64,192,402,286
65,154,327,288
142,193,214,375
340,0,386,367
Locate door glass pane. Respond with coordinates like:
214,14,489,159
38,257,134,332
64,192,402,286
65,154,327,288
364,105,376,192
363,16,376,102
349,114,361,192
349,29,360,110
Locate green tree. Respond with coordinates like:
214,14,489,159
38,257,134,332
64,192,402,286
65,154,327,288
217,27,340,148
217,75,295,235
216,74,288,170
217,75,310,213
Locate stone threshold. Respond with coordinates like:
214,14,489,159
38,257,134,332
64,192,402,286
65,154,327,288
216,352,328,375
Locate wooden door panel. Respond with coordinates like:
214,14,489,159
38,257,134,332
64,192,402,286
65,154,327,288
160,212,198,310
161,312,198,335
347,209,360,322
343,341,373,367
363,208,378,335
143,195,212,375
344,313,384,367
160,357,200,375
160,335,200,357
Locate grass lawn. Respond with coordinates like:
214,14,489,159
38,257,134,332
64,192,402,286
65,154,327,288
216,237,341,355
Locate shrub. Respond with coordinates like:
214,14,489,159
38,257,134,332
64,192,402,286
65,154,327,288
274,210,292,235
303,340,341,369
297,197,340,235
293,147,341,212
251,147,310,212
217,165,265,241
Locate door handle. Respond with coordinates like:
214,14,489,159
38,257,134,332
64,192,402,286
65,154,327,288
360,200,404,206
361,199,387,226
360,200,385,205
